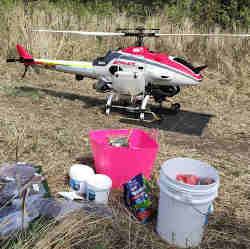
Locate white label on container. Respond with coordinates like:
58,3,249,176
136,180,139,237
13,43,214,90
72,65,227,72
33,184,40,192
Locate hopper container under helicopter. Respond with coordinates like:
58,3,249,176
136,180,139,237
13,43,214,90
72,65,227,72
112,70,146,96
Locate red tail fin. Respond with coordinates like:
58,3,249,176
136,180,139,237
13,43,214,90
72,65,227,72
16,44,33,60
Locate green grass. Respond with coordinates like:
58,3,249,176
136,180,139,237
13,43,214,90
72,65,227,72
0,85,42,101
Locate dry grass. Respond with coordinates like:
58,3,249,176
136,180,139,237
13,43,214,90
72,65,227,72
0,2,249,249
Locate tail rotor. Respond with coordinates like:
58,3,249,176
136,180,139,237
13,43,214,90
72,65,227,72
7,44,35,78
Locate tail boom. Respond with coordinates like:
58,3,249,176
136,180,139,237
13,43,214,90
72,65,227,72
7,44,34,65
7,44,97,79
34,58,96,78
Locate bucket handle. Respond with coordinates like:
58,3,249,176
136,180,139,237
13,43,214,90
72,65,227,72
147,129,158,142
182,192,213,216
191,203,213,216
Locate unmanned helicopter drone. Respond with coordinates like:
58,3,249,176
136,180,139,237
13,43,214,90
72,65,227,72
7,27,250,121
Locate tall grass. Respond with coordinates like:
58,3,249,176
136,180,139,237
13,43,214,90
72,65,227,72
0,0,249,80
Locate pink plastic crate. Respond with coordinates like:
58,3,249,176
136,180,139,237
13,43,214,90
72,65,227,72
89,128,158,188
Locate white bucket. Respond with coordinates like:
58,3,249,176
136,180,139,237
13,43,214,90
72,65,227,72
69,164,95,195
156,157,219,248
86,174,112,204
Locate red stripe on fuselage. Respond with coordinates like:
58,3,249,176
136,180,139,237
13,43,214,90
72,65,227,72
121,46,202,80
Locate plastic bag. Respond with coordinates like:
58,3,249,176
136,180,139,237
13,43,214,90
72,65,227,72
0,195,40,239
0,210,39,239
0,163,36,206
0,197,112,239
0,162,49,207
0,162,49,239
30,198,113,220
30,198,83,220
15,162,50,197
0,211,30,238
0,181,18,206
78,200,113,218
0,163,36,185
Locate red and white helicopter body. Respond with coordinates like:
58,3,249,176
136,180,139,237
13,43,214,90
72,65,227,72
16,44,203,85
8,28,249,120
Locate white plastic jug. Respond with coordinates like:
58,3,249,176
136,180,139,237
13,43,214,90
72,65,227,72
156,158,219,248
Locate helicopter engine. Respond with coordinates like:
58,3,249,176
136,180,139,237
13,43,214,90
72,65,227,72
149,84,180,103
94,78,112,92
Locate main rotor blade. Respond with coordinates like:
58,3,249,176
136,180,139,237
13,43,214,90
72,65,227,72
156,33,250,38
33,30,125,36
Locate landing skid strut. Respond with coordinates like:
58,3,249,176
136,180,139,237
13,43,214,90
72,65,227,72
105,93,180,122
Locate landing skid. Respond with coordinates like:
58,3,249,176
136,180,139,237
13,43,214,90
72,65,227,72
105,104,160,122
105,93,181,122
105,94,160,122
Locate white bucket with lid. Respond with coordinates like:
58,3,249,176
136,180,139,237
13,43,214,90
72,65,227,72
156,157,219,248
69,164,95,195
86,174,112,204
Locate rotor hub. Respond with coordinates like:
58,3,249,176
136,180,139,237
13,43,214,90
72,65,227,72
116,27,160,46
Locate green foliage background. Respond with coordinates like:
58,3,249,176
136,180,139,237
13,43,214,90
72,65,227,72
46,0,249,28
1,0,249,28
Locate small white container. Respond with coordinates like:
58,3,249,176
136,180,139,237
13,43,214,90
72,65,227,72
69,164,95,195
86,174,112,204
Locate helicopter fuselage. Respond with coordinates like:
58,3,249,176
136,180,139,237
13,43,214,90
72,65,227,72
7,43,208,120
92,46,203,87
30,46,204,89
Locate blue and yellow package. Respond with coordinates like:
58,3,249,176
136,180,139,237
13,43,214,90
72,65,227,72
124,174,152,223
